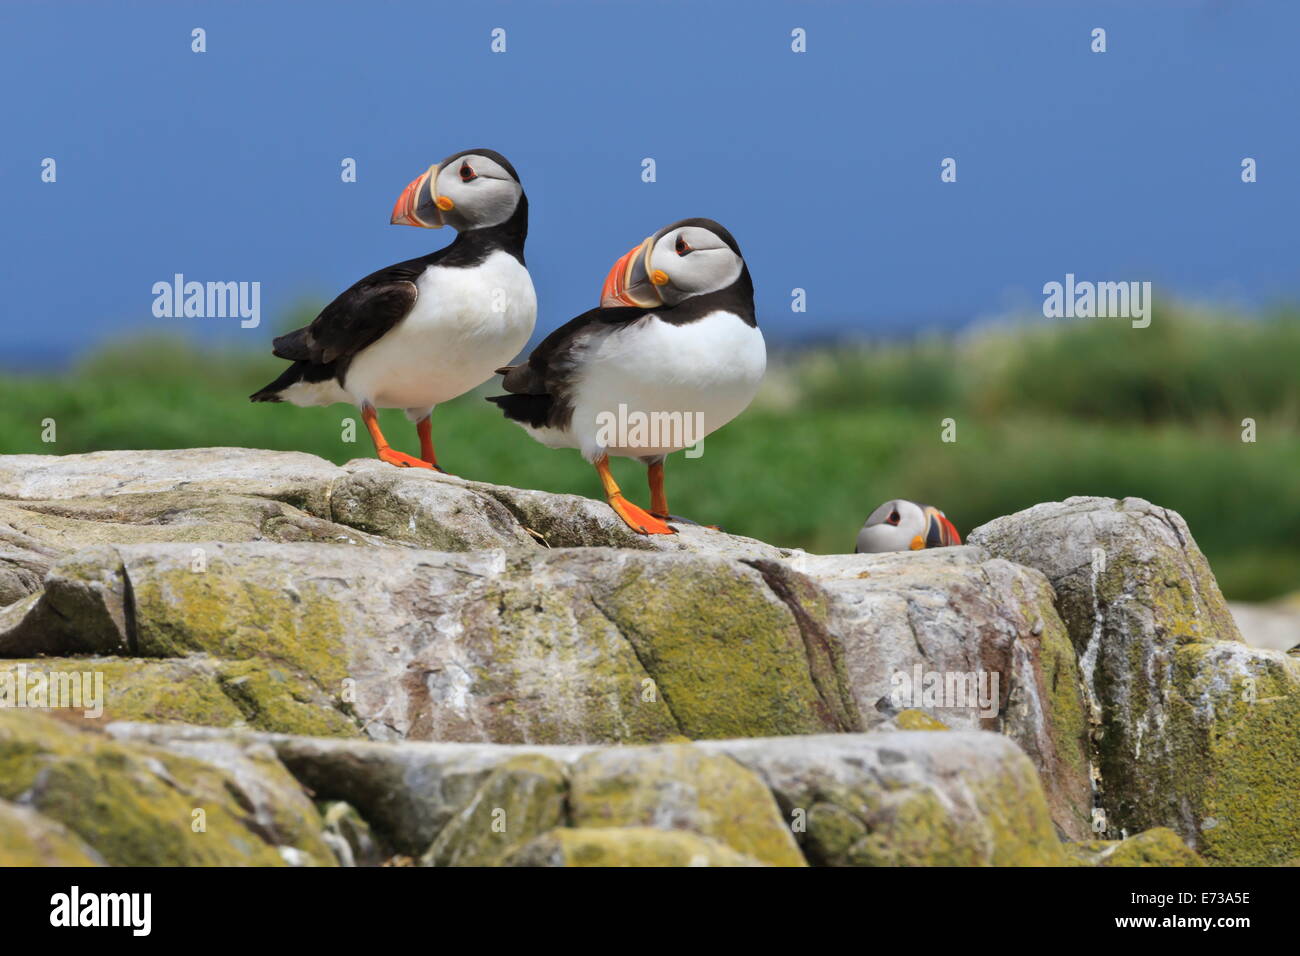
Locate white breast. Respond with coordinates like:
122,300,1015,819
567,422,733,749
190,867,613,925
562,310,766,460
343,250,536,413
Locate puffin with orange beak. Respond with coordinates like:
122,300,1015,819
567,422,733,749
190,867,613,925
251,149,535,472
489,218,765,534
855,500,962,553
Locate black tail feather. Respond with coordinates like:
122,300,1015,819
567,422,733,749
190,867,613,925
250,361,309,402
486,392,552,429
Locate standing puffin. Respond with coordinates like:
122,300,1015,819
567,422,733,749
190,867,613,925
489,218,764,534
855,500,962,553
251,149,535,472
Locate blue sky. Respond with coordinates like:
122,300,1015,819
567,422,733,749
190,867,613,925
2,0,1297,364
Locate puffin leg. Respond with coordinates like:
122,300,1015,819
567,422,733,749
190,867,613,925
362,404,432,469
645,459,722,531
415,416,447,473
648,460,670,519
595,455,674,535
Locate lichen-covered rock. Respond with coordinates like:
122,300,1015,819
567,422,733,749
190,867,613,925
568,745,805,866
1066,827,1205,867
421,754,567,866
3,451,1272,866
699,732,1067,866
1157,643,1300,865
888,709,951,731
208,729,591,856
1,656,239,726
0,711,335,866
505,827,765,867
969,496,1241,648
330,463,538,551
0,799,106,866
786,548,1091,840
970,497,1300,864
111,724,1070,867
0,448,1093,849
0,656,360,737
2,542,848,745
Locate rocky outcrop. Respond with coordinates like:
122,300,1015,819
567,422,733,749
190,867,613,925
970,497,1300,865
103,721,1063,867
0,451,1292,866
0,711,335,866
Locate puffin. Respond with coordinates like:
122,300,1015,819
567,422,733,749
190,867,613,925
488,218,765,535
855,500,962,553
250,149,535,472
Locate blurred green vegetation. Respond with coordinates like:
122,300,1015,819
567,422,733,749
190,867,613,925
1,302,1296,600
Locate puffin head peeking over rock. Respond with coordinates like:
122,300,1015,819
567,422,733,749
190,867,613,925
856,500,962,554
251,148,534,474
489,218,764,536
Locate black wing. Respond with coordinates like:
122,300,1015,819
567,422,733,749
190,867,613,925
272,256,430,366
489,305,651,428
499,305,651,394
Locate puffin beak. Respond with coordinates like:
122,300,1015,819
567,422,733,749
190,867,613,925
600,237,662,308
925,509,962,547
390,164,446,228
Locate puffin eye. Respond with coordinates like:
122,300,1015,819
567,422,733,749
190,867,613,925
887,510,901,526
459,163,476,182
675,235,693,256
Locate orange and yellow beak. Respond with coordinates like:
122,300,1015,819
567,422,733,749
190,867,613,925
390,164,449,228
600,237,664,308
924,508,962,548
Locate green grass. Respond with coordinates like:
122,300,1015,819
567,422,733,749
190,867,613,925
1,303,1297,600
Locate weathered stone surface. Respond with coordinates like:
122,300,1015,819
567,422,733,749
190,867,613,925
568,744,805,866
969,496,1241,650
699,732,1066,866
0,799,106,866
2,656,240,727
970,497,1300,864
786,548,1091,840
108,723,1066,867
1,542,848,746
421,754,567,866
505,827,765,867
0,493,386,555
0,450,1095,846
0,530,55,607
0,711,335,866
330,463,538,551
1066,827,1205,867
0,546,131,657
0,449,794,565
0,447,345,513
0,452,1280,868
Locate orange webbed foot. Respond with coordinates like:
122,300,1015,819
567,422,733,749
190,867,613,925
377,448,435,469
611,495,676,535
652,513,722,532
